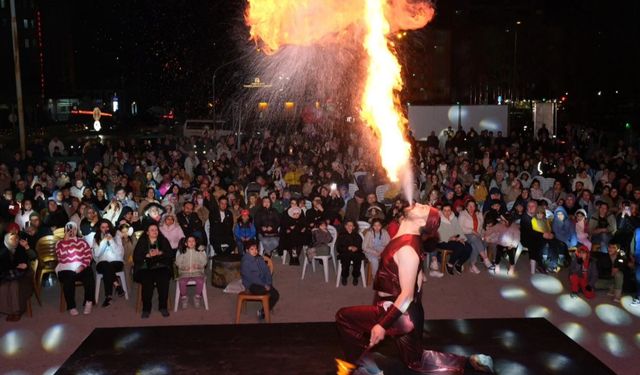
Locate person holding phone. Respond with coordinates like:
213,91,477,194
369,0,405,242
93,219,126,308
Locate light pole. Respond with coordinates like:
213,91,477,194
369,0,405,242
211,49,258,126
10,0,26,157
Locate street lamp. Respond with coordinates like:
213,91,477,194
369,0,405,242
211,49,259,126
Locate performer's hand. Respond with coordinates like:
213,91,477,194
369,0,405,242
369,324,386,347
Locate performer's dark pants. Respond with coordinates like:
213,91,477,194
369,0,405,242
335,299,424,370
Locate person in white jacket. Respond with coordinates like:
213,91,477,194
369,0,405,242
175,235,207,309
437,204,472,275
458,200,494,274
92,219,125,307
362,219,390,277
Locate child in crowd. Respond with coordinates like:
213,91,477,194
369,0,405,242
175,236,207,309
307,221,333,262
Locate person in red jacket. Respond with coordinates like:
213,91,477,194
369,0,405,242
55,221,95,316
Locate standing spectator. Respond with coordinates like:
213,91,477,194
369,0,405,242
48,137,65,157
55,222,94,316
336,220,364,286
207,196,235,255
362,218,390,277
92,219,125,307
133,223,172,318
234,210,257,254
589,202,617,253
255,197,280,257
175,235,207,309
241,240,279,320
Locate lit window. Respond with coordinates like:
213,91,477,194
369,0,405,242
24,39,29,48
0,0,5,9
23,19,28,29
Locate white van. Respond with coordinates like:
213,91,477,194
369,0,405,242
182,119,233,138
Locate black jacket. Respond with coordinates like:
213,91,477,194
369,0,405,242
0,244,30,282
209,208,235,241
254,207,280,236
133,233,173,274
177,212,205,239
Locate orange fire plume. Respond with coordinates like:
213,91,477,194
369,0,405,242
335,358,357,375
245,0,434,183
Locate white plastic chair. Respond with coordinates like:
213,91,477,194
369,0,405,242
95,271,129,302
336,261,367,288
174,276,209,312
301,226,338,283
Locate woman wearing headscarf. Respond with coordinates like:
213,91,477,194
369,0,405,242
55,222,95,316
0,233,33,321
280,206,307,265
159,213,185,253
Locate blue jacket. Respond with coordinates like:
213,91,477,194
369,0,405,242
234,222,257,242
241,253,272,289
634,228,640,257
552,206,577,247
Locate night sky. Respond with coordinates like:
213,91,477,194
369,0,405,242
64,0,639,125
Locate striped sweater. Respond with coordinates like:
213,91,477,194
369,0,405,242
55,237,93,272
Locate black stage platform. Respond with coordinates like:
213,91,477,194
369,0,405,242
55,318,614,375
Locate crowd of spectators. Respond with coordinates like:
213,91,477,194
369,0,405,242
0,121,639,322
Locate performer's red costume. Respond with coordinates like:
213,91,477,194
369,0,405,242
336,206,471,374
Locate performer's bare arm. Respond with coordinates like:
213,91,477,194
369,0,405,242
370,245,419,346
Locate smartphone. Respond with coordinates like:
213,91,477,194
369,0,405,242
330,183,337,192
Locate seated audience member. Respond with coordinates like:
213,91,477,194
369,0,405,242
436,204,472,275
459,200,493,273
359,193,384,222
531,205,567,271
589,202,617,253
0,233,33,321
92,219,126,307
569,245,597,299
176,201,205,245
234,210,257,254
592,242,633,303
552,206,578,249
362,218,390,277
614,201,640,251
336,220,364,286
14,199,33,231
307,221,333,262
175,235,207,309
521,200,547,274
280,206,306,265
241,240,279,320
159,213,185,254
133,223,173,318
484,210,520,276
118,223,137,272
575,209,591,250
254,197,280,257
55,222,94,315
43,199,69,230
208,196,235,255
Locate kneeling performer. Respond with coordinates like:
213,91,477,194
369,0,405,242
336,203,493,374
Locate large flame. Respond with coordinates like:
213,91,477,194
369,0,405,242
245,0,434,184
361,0,409,182
335,358,356,375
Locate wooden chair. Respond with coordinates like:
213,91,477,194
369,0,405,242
35,236,58,289
134,278,173,314
235,256,273,323
435,248,452,273
26,259,41,317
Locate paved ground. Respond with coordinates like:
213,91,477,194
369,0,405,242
1,257,638,375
